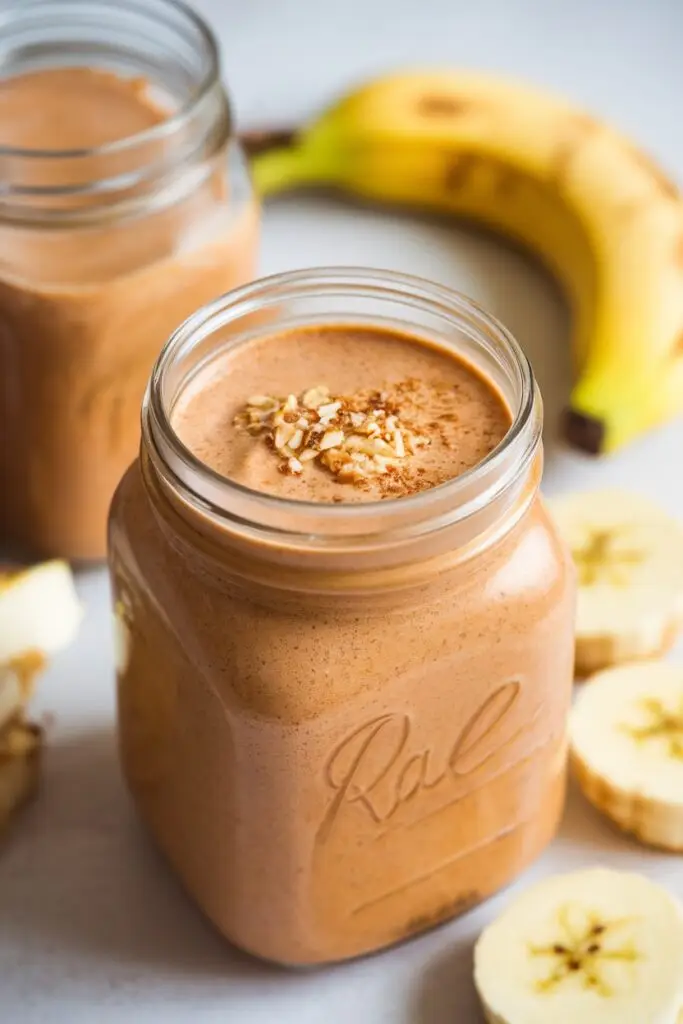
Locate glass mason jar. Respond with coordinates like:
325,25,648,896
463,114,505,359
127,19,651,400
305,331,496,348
0,0,258,560
109,268,576,965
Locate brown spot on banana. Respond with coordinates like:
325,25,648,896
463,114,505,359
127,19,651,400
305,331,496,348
494,166,521,198
444,153,479,191
443,153,520,198
417,95,474,117
674,330,683,358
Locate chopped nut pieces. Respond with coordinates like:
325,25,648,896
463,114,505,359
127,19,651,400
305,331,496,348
235,383,431,485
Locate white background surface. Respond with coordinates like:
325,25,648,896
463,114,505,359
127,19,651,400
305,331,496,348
2,1,683,1021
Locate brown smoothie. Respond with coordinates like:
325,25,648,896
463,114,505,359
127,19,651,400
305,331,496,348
173,325,511,501
110,320,575,964
0,68,258,560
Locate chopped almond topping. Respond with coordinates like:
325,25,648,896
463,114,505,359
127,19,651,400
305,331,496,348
233,382,432,482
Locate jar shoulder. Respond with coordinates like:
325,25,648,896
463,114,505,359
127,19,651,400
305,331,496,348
109,470,573,605
109,474,575,725
484,494,575,608
108,458,154,567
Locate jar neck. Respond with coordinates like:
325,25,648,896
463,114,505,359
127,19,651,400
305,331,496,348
142,447,544,598
142,268,544,579
0,0,230,224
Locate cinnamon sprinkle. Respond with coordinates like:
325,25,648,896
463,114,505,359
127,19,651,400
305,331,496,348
234,381,433,493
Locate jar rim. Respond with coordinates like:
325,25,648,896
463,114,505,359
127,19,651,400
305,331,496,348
143,267,543,552
0,0,221,162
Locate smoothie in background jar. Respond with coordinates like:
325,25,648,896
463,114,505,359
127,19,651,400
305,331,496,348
109,268,576,964
0,0,258,560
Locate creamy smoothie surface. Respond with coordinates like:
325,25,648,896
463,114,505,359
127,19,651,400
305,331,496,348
0,68,165,150
172,324,512,501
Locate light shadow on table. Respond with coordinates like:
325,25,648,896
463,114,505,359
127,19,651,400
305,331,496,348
559,774,683,861
409,929,482,1024
0,727,291,986
5,729,674,1017
560,776,634,851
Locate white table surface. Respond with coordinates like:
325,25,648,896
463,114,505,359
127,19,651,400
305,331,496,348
3,1,683,1020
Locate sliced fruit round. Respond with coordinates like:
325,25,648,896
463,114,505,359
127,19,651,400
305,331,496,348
570,661,683,850
0,560,82,664
474,867,683,1024
547,490,683,676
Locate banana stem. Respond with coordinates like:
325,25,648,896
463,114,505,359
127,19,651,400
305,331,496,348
250,145,320,198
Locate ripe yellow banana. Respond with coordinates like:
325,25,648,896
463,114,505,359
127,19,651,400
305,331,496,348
246,70,683,454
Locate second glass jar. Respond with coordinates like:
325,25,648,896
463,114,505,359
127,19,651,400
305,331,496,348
0,0,259,560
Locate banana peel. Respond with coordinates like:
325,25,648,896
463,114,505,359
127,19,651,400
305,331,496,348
244,70,683,455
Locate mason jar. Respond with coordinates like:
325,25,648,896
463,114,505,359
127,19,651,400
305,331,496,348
0,0,258,560
108,267,576,965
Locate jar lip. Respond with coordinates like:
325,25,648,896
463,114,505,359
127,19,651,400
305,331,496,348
0,0,221,162
144,267,542,544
